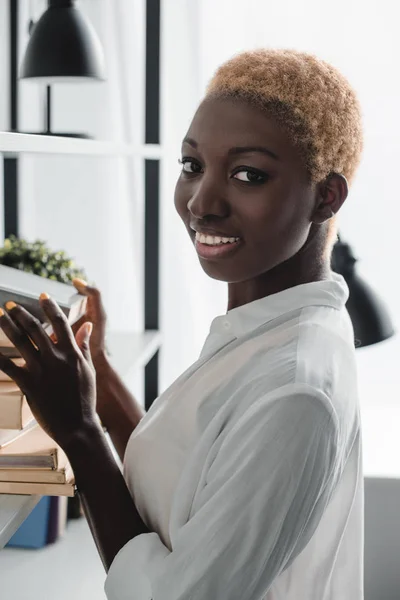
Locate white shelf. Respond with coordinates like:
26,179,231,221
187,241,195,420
106,329,162,381
0,132,163,159
0,495,40,550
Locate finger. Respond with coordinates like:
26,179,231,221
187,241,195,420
39,294,76,349
70,314,88,335
72,278,90,296
4,301,53,354
73,279,104,315
0,351,28,390
0,306,40,364
75,322,93,363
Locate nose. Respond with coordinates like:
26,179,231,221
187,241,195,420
187,176,230,219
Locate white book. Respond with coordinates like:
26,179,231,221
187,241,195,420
0,264,87,350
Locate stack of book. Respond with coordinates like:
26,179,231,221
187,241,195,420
0,264,87,497
0,422,76,497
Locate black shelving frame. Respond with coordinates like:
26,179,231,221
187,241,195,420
4,0,19,238
144,0,161,410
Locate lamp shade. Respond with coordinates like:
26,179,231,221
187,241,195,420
19,0,106,83
331,237,395,348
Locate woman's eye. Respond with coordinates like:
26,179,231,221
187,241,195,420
233,169,266,183
180,159,203,174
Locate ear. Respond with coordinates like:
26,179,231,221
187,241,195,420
311,173,348,224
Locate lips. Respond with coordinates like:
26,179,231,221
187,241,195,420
189,226,240,239
194,236,242,260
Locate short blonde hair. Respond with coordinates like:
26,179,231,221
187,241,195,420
206,49,363,186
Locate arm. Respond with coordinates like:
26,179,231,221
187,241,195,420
65,422,151,571
94,351,145,462
71,280,146,462
104,384,343,600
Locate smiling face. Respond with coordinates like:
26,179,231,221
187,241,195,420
174,96,323,285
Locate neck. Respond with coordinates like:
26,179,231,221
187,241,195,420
227,227,332,311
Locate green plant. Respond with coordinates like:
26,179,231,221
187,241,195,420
0,236,87,284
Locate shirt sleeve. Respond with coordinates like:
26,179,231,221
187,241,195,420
104,383,343,600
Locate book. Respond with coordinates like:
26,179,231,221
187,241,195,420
0,460,72,484
0,478,75,496
0,264,87,349
0,358,25,381
0,423,65,470
0,382,34,430
0,418,37,448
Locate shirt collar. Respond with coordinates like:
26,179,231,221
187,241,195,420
209,272,349,338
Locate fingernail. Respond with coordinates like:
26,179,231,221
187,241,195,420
85,322,93,337
73,278,87,289
0,308,4,317
40,292,50,301
5,301,17,311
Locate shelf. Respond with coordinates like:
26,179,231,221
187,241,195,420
0,132,163,159
0,495,40,550
106,329,162,381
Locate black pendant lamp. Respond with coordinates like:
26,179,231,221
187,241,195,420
331,235,395,348
19,0,106,83
18,0,106,138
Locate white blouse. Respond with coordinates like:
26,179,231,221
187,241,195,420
105,272,363,600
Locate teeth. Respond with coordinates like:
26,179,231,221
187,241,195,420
195,232,240,245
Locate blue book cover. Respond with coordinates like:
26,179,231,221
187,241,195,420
7,496,51,549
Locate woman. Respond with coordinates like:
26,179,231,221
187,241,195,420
0,49,363,599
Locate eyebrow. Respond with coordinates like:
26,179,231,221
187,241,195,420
182,137,280,161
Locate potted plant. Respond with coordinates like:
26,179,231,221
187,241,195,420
0,235,87,283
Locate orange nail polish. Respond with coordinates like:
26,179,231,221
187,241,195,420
0,308,4,317
73,278,87,289
40,292,50,300
5,301,17,311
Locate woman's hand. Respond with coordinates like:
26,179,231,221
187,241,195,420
0,294,96,450
71,279,107,367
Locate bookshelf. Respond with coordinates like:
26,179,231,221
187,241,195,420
0,0,162,549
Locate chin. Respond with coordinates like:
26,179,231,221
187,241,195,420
197,257,252,284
